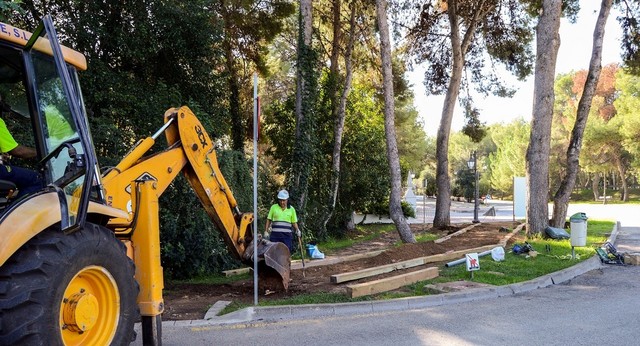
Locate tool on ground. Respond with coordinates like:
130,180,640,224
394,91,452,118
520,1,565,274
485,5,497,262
297,230,306,277
596,242,625,265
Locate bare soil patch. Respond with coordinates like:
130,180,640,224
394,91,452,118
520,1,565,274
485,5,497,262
162,221,522,320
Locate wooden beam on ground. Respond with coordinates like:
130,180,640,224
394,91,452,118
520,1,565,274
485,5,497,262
291,250,385,270
423,244,497,264
330,244,497,285
498,223,525,247
222,267,250,277
330,257,425,284
346,267,439,298
434,223,480,243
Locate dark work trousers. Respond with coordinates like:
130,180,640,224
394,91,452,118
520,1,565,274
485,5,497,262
0,164,44,198
269,231,294,254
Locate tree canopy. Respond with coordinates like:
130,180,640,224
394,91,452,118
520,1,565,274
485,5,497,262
2,0,638,278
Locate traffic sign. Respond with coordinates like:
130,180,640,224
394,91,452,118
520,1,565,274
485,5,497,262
466,253,480,271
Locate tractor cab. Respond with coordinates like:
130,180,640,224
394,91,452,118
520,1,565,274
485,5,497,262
0,17,99,232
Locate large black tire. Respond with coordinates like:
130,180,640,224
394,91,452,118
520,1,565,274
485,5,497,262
0,223,138,345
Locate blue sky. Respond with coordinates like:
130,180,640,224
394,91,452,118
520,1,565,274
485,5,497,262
409,1,624,136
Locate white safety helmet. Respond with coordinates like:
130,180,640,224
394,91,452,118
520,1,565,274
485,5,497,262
277,189,289,200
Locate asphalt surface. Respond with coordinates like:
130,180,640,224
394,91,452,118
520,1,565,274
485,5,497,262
132,204,640,345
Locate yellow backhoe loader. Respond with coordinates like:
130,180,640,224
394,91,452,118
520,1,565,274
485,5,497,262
0,16,290,345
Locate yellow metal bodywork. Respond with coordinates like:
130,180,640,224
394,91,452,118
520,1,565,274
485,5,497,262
100,106,258,317
59,265,120,345
0,193,129,267
167,107,249,257
129,181,164,316
0,106,286,324
0,21,87,70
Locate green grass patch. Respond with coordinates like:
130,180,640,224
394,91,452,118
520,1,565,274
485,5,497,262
570,188,640,203
420,220,614,288
415,232,439,243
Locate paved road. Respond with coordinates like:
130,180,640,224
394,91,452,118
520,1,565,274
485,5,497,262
155,267,640,346
411,198,639,224
131,210,640,345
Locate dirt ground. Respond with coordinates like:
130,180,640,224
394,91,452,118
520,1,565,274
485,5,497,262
162,221,523,321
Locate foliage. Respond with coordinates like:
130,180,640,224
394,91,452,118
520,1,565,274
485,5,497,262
363,199,416,219
453,167,476,202
393,57,429,172
400,0,535,99
218,0,295,150
289,25,320,224
615,69,640,168
617,0,640,74
0,0,20,20
461,102,487,143
159,150,258,279
263,66,421,240
486,120,529,196
2,1,243,277
159,175,241,280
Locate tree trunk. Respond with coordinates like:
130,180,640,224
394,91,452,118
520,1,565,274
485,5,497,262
614,155,628,201
225,53,243,151
221,4,244,152
603,171,607,205
433,0,484,228
295,0,313,139
376,0,415,243
525,0,562,236
291,0,315,217
323,2,357,235
550,0,612,228
329,0,341,78
433,0,461,228
591,173,600,201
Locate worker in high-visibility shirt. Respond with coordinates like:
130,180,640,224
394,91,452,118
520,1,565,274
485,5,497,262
264,189,300,253
0,116,43,198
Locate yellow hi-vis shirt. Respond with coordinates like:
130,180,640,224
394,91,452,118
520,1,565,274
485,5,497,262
267,204,298,233
0,118,18,153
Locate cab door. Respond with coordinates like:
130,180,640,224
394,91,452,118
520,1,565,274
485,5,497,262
24,15,99,232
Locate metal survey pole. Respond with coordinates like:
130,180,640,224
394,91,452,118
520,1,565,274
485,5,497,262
252,73,259,305
423,179,427,230
467,152,480,223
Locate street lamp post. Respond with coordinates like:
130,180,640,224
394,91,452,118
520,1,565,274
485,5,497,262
467,151,480,223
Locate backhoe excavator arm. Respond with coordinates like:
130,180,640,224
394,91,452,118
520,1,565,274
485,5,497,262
100,106,290,319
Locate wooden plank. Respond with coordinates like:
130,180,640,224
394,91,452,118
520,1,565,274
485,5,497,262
423,244,497,264
331,244,498,284
498,222,525,247
434,223,480,243
222,267,250,277
346,267,439,298
330,257,426,284
291,250,386,270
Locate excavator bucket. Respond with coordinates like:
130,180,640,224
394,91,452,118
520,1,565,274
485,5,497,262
244,238,291,291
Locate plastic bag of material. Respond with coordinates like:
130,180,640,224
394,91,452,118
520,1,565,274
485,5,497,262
544,226,570,240
491,246,505,261
306,244,325,259
512,242,533,255
311,249,325,259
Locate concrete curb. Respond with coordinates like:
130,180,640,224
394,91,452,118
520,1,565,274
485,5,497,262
161,222,620,328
